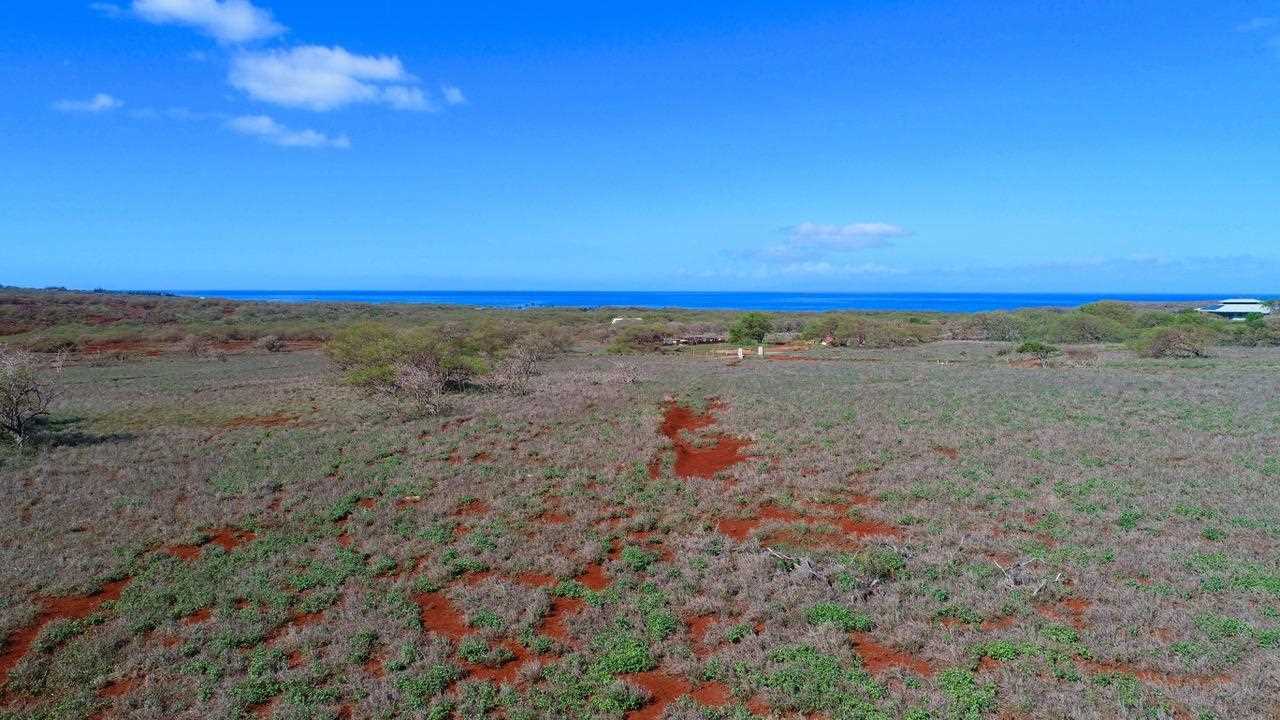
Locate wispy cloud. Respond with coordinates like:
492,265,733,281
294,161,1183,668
227,115,350,148
1236,17,1278,32
441,84,467,106
131,0,285,44
229,45,430,111
89,2,125,18
53,93,124,113
755,221,911,260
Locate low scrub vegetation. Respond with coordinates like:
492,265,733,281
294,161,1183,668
1,292,1279,720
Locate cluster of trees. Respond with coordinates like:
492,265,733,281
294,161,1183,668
327,320,569,414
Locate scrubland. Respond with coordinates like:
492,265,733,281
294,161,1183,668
1,290,1279,720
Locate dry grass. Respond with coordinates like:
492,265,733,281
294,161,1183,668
0,338,1278,719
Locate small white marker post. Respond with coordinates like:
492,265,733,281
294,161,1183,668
737,348,744,360
757,345,764,357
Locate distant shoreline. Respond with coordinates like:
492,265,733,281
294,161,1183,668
157,290,1247,313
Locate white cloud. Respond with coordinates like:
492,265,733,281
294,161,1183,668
229,45,430,111
441,84,466,106
53,93,124,113
788,222,911,247
132,0,285,44
90,2,125,18
1237,17,1278,32
227,114,350,148
755,221,911,260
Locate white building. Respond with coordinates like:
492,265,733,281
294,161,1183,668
1197,298,1272,321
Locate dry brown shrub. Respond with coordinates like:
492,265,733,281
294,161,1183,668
181,334,207,357
254,334,286,352
1135,327,1211,358
0,346,63,444
390,358,447,415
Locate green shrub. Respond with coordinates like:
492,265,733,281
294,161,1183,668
806,603,873,632
1015,341,1059,358
728,312,773,345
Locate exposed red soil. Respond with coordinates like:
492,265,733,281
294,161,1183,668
415,592,469,640
980,615,1016,631
100,675,138,698
356,498,376,510
834,516,903,539
208,528,257,552
336,532,352,548
1036,597,1090,629
166,527,256,559
688,615,715,654
719,502,901,544
578,563,608,591
181,607,212,625
267,611,323,645
164,544,202,561
466,639,531,686
717,504,805,542
395,495,422,509
250,696,279,719
624,670,691,720
363,650,385,678
0,578,132,681
80,339,163,356
933,445,960,460
287,649,304,669
851,632,934,676
222,413,296,429
690,681,732,707
516,572,557,588
658,401,752,479
540,597,584,641
455,499,490,516
761,527,854,550
746,695,772,716
1075,658,1229,687
540,511,571,524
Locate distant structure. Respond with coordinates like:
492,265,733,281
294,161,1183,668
1197,298,1272,321
610,317,644,325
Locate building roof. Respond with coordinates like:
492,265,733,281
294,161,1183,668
1198,299,1271,315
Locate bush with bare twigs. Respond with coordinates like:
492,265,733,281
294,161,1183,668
254,334,286,352
1132,326,1211,358
0,346,63,444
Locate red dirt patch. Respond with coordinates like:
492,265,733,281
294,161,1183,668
207,528,257,552
363,650,385,678
980,615,1016,631
267,611,323,645
80,339,163,356
541,597,584,641
624,670,691,720
688,615,715,654
223,413,296,429
658,401,752,479
835,516,903,539
416,592,468,640
1075,658,1228,687
578,563,608,591
1036,597,1090,629
851,632,933,676
541,512,571,524
467,639,531,686
691,681,732,707
100,675,138,698
933,445,960,460
516,572,557,588
181,607,211,625
0,578,132,681
455,499,490,517
717,504,804,542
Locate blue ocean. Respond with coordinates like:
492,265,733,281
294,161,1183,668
168,290,1235,313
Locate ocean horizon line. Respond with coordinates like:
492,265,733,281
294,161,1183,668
158,290,1267,314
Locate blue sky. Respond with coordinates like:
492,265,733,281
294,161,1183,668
3,1,1279,292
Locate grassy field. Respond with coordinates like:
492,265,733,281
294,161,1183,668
2,315,1279,719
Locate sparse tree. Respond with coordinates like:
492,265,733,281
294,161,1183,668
0,346,63,444
255,334,286,352
390,357,448,416
487,346,537,395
